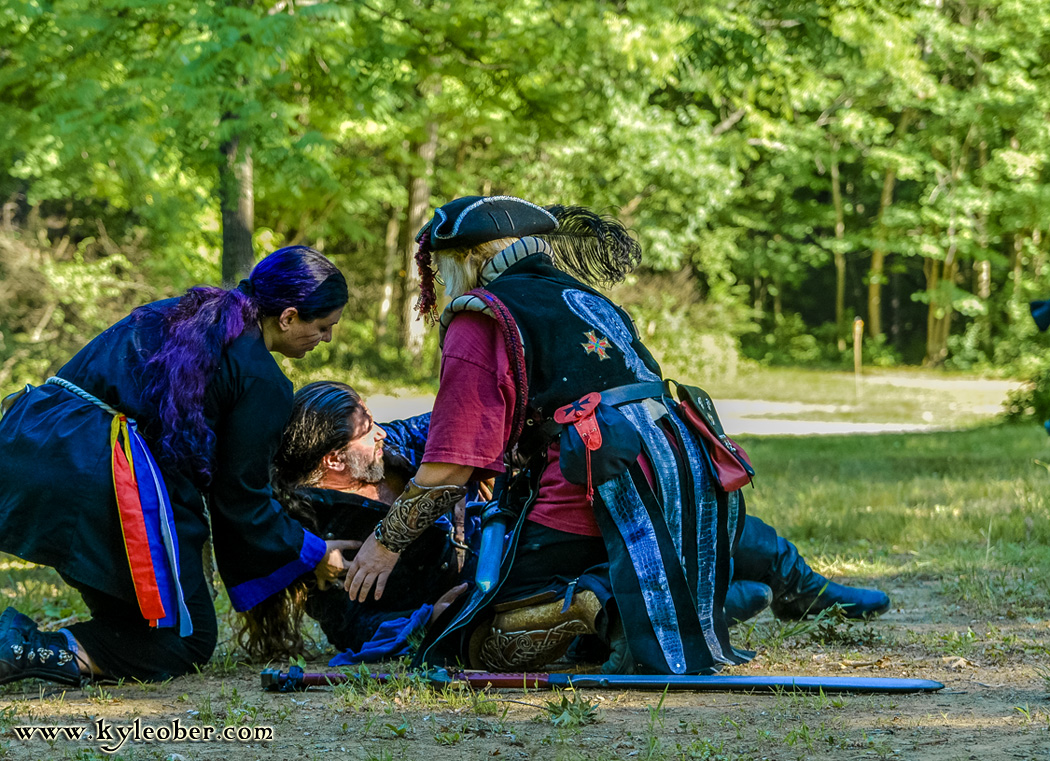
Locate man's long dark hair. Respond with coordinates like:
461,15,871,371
272,381,369,499
239,381,368,660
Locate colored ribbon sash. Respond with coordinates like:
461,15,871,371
46,377,192,635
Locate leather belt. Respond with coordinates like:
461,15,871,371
598,381,669,407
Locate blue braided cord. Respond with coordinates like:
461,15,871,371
45,376,121,417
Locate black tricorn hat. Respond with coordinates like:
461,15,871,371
415,196,558,251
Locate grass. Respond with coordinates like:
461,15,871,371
741,423,1050,550
698,365,1020,426
1,367,1047,761
543,691,603,728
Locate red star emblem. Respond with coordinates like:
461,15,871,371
581,330,611,360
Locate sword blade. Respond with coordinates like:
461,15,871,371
262,668,943,694
547,674,944,694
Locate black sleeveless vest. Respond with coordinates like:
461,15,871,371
482,254,663,419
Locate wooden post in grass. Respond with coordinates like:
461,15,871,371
853,317,864,398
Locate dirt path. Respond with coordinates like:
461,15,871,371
2,587,1047,761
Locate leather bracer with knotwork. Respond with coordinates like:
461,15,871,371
374,478,468,554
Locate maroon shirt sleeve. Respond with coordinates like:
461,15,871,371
422,311,515,476
423,310,601,536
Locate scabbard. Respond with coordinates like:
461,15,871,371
261,667,943,694
542,673,944,694
474,503,509,593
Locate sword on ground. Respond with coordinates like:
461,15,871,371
261,666,943,694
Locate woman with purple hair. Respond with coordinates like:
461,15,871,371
0,246,353,686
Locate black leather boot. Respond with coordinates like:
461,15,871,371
724,580,773,626
599,610,636,675
0,607,82,687
734,518,890,621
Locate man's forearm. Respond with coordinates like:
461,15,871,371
412,461,476,487
375,474,469,553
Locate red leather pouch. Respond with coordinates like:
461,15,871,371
675,384,754,491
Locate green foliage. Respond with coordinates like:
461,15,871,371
743,313,833,367
1002,336,1050,424
1003,376,1050,425
0,227,158,388
611,271,748,381
2,0,1050,380
542,691,602,728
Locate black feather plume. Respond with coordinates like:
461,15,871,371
536,205,641,286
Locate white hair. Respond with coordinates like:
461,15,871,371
436,237,517,299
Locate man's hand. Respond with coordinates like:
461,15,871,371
344,532,399,602
315,539,360,590
476,477,495,501
430,583,469,624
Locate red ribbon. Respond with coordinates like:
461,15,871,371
110,415,166,626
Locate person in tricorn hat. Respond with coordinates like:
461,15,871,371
344,197,887,674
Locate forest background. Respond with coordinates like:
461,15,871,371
3,0,1050,405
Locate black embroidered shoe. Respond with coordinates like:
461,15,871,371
0,607,81,687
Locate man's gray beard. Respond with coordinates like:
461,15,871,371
347,451,385,484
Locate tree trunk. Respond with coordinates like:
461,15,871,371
830,155,847,351
376,206,402,340
867,167,897,341
867,110,914,340
219,133,255,286
1033,229,1046,290
752,275,765,314
399,120,439,360
924,231,958,366
975,260,991,300
1011,232,1024,294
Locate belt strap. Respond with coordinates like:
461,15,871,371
599,381,668,407
515,381,668,465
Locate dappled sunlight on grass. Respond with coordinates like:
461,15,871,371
744,424,1050,549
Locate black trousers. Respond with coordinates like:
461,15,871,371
494,521,608,604
61,562,218,682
